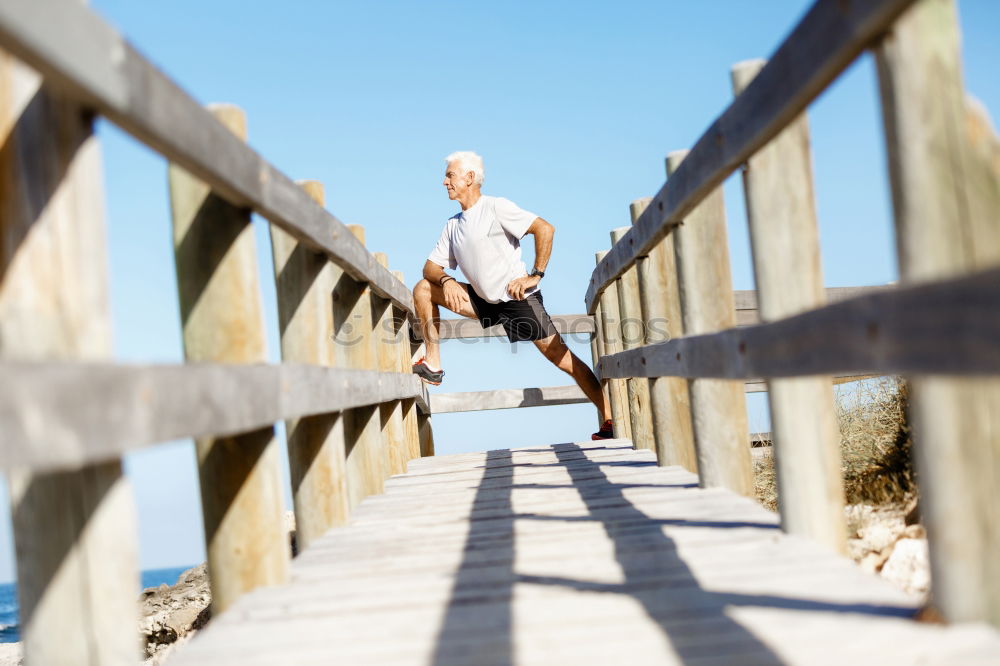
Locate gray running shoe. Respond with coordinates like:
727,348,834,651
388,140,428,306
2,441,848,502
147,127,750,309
412,358,444,386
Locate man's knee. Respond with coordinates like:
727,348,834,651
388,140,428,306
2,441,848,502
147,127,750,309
537,336,567,364
413,278,432,303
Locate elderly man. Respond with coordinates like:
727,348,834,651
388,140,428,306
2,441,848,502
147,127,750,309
412,151,614,440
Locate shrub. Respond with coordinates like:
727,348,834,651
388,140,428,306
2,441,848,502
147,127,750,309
753,376,915,512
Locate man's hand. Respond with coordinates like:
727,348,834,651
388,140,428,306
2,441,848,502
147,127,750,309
507,275,541,301
443,280,471,312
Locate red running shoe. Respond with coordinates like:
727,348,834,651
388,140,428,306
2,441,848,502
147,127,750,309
591,419,614,440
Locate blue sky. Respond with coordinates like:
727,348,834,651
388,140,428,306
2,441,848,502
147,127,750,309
1,0,998,580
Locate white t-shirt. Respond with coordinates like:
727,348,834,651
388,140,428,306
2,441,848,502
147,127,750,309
428,195,538,303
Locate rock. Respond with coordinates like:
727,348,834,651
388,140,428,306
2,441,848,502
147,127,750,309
844,499,930,602
858,520,903,553
881,538,931,596
138,563,211,662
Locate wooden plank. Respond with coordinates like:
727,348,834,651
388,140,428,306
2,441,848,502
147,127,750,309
0,44,138,664
667,151,752,497
584,0,919,313
876,0,1000,626
336,225,387,507
594,252,632,440
433,287,888,341
0,0,413,314
168,104,289,613
270,180,349,549
417,410,435,457
631,197,697,471
428,377,871,414
744,373,879,393
0,363,424,471
598,266,1000,381
374,253,408,477
392,270,423,466
431,385,590,414
168,441,1000,666
611,226,656,452
589,303,612,428
732,58,846,553
733,285,889,313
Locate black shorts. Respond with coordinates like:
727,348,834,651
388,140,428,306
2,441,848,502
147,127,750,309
463,283,559,343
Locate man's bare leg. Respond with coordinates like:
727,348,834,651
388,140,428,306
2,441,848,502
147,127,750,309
533,333,612,422
412,279,477,369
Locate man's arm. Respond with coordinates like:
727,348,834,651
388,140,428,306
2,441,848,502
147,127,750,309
507,217,554,300
423,259,470,313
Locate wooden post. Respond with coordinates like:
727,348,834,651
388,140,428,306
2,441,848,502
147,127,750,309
168,104,289,613
610,227,657,452
630,198,698,470
0,47,139,665
405,294,435,458
374,253,408,477
393,269,422,465
732,59,846,552
333,225,385,506
594,252,633,441
590,304,613,428
269,180,349,551
666,150,753,496
418,411,436,457
876,0,1000,625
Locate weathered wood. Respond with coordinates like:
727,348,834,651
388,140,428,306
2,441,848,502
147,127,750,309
334,225,387,507
631,197,697,471
876,0,1000,626
431,287,888,341
393,269,423,466
374,253,408,477
594,252,632,440
583,0,919,313
0,362,426,471
0,0,413,314
733,58,846,552
432,385,591,414
611,227,656,453
667,150,753,497
589,305,612,428
599,267,1000,380
734,285,888,312
168,104,288,613
745,374,880,394
270,180,348,550
429,376,879,415
0,43,138,664
169,441,1000,666
417,410,435,458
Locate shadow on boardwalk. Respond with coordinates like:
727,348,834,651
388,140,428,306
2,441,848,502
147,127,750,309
431,442,915,665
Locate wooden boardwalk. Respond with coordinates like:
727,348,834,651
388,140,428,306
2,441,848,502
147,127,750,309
172,440,1000,665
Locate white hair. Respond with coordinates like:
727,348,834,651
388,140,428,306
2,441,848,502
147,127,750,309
445,150,485,186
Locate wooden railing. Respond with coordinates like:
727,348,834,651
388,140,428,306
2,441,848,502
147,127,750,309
429,286,884,415
0,0,432,662
585,0,999,628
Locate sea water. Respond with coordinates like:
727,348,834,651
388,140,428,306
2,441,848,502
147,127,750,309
0,565,194,643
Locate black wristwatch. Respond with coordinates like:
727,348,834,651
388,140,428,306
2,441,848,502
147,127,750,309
530,269,545,279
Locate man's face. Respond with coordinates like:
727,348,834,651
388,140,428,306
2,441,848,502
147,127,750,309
443,161,474,200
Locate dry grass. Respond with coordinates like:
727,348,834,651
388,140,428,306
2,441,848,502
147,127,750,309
753,377,915,512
